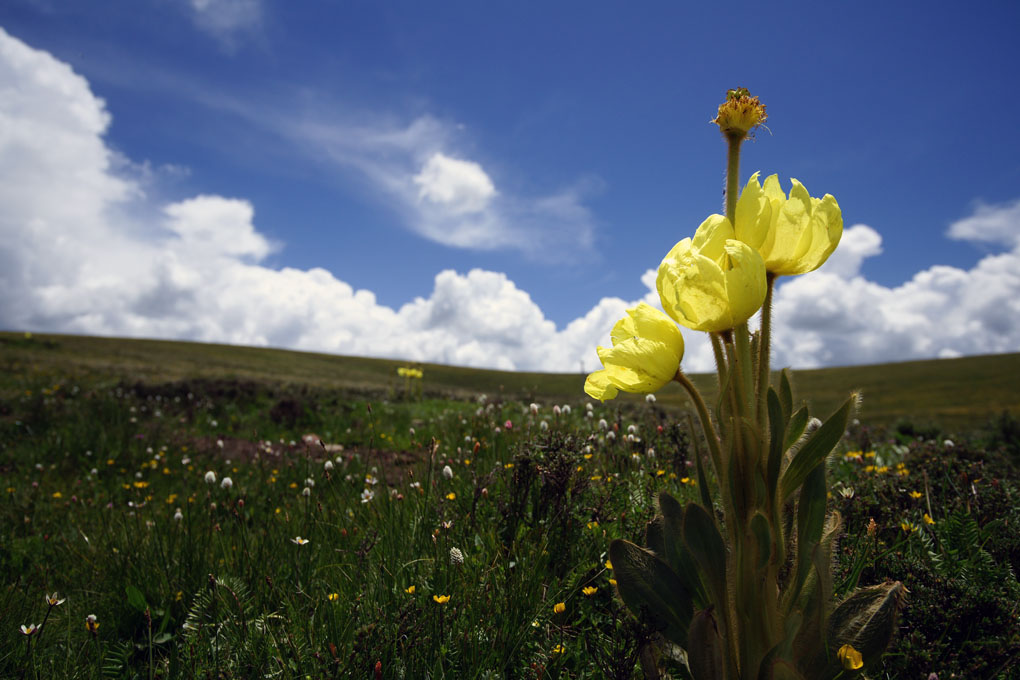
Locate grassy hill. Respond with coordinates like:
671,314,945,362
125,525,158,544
2,331,1017,431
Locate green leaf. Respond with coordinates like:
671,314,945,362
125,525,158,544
780,396,854,505
609,539,693,646
682,503,728,612
779,369,794,421
750,512,772,570
659,492,708,607
767,388,786,495
784,406,809,452
645,515,665,556
687,606,724,680
125,585,147,613
787,463,827,609
824,581,906,674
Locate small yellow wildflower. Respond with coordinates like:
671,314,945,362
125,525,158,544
445,492,456,501
328,593,339,602
551,643,565,655
553,602,566,614
923,513,935,525
586,521,599,530
656,469,665,477
504,463,514,469
583,453,593,460
863,451,876,459
609,578,617,586
52,491,63,499
405,585,416,594
433,594,450,604
605,559,613,570
590,475,602,482
837,643,863,670
582,586,597,597
133,481,149,489
908,491,923,500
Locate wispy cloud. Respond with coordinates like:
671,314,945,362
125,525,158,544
185,0,262,50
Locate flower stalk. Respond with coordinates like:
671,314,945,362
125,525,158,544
594,88,902,680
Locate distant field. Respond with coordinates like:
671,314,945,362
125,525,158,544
2,331,1018,431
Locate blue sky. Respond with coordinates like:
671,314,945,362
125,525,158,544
2,1,1019,372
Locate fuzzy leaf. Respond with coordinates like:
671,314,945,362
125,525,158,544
825,581,906,674
687,606,724,680
609,539,693,645
767,387,786,493
784,406,809,452
779,369,794,421
660,492,708,607
780,396,854,505
646,515,665,556
683,503,728,612
751,512,773,570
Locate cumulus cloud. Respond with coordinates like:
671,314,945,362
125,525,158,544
1,27,1017,378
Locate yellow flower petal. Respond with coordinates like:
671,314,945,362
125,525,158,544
837,643,863,670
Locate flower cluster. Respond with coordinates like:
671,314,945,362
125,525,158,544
585,165,841,401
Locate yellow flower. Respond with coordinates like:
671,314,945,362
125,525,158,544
908,491,923,500
445,492,456,501
328,592,339,602
551,643,565,655
52,491,63,499
837,643,864,670
433,594,450,604
582,586,597,597
587,521,599,530
584,303,684,401
657,216,766,332
923,513,935,525
733,173,842,277
405,585,416,594
553,602,566,614
605,559,613,570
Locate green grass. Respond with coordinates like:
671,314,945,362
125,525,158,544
3,331,1018,430
1,332,1018,678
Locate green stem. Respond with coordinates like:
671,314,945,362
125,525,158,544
756,274,776,427
725,135,743,223
674,370,724,483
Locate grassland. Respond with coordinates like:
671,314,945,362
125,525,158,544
1,331,1018,678
2,331,1018,431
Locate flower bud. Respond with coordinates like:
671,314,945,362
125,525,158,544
712,87,767,140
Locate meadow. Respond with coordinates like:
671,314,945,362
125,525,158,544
1,332,1018,678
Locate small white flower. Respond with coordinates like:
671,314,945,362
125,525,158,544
562,405,571,415
324,460,334,471
645,393,657,403
627,424,637,434
539,420,549,431
304,478,315,488
552,405,561,416
360,488,375,503
204,471,216,484
291,536,309,545
585,402,594,412
529,403,539,415
606,431,616,441
442,465,454,480
598,419,608,431
216,439,224,449
839,487,855,499
220,477,233,490
943,439,955,448
449,547,464,565
409,427,416,435
173,508,183,522
410,481,421,490
646,447,656,459
302,487,311,497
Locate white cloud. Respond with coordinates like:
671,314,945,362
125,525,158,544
414,153,496,215
186,0,261,47
1,27,1017,381
946,198,1020,248
281,113,596,260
